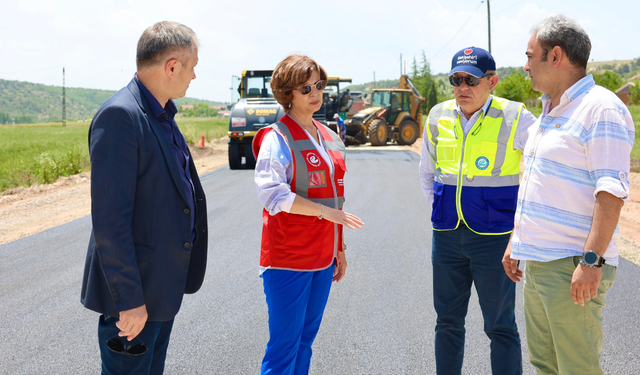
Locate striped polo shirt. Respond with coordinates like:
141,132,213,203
510,75,635,266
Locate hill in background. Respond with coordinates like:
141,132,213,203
344,58,640,98
0,79,224,124
3,57,639,124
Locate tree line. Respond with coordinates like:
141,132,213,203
346,56,640,115
411,51,440,115
0,112,34,124
177,103,219,117
493,62,640,107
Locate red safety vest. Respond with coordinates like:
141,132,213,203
252,114,347,271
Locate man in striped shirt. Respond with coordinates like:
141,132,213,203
502,15,635,375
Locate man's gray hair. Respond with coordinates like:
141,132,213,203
136,21,198,69
530,15,591,69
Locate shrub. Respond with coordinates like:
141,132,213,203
20,146,89,186
493,71,541,106
593,71,623,92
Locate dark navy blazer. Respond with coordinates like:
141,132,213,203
81,79,208,322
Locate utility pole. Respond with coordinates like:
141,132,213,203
400,54,403,77
62,67,66,127
487,0,492,53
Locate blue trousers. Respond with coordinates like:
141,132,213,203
432,225,522,375
261,265,334,375
98,315,174,375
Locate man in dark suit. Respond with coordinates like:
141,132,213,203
81,21,208,374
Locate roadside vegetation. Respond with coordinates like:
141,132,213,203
0,117,229,193
178,117,228,144
0,123,90,191
628,105,640,171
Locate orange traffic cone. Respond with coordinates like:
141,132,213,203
198,135,205,148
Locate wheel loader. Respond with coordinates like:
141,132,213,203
347,75,425,146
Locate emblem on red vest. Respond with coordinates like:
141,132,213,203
306,152,322,167
464,49,473,55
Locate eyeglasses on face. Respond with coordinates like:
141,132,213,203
294,80,327,95
449,73,494,87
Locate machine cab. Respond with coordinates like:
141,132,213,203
372,90,411,125
236,70,274,99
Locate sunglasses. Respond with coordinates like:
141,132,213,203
449,73,494,87
294,80,327,95
106,336,148,356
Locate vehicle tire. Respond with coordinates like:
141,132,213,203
368,118,388,146
398,119,420,145
228,143,241,170
245,143,256,169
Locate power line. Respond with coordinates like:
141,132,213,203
493,0,528,16
444,0,527,53
430,1,485,60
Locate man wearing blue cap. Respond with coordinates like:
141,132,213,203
419,46,536,374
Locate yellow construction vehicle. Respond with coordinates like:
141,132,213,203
347,75,425,145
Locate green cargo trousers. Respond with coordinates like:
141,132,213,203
523,256,616,375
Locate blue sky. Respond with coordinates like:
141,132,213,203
3,0,639,102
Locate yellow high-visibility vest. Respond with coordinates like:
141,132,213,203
425,96,524,234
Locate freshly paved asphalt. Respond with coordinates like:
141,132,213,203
1,149,639,374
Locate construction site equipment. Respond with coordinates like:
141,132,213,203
346,91,366,117
314,77,353,131
227,70,285,169
227,72,353,169
347,75,425,146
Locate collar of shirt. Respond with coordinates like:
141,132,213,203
541,74,595,117
454,95,493,135
134,75,178,122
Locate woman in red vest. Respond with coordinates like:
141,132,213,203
253,55,364,374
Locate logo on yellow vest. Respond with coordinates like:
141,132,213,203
475,156,489,170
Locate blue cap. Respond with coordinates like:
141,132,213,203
449,47,496,77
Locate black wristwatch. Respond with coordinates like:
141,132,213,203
580,250,606,268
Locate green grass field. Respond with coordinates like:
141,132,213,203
0,117,229,192
176,116,229,144
0,123,91,191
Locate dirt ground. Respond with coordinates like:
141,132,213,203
1,137,639,265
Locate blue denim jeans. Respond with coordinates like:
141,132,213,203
432,225,522,375
261,265,334,375
98,315,174,375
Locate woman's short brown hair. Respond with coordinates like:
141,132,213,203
271,54,328,112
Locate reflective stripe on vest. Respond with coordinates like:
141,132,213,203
426,97,524,234
253,114,346,271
